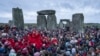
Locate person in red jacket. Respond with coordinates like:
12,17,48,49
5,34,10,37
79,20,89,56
51,36,58,46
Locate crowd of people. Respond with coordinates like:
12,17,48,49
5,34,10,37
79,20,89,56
0,25,100,56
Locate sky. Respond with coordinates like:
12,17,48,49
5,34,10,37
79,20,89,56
0,0,100,23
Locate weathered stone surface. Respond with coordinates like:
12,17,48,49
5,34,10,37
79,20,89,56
37,10,57,30
12,7,24,29
8,20,14,27
37,15,47,29
59,19,70,29
37,10,55,15
72,13,84,33
47,14,57,30
59,21,64,29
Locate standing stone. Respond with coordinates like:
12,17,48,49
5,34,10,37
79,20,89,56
66,20,70,27
8,20,14,27
12,7,24,29
37,15,47,30
47,14,57,30
59,19,70,29
72,13,84,33
59,21,64,29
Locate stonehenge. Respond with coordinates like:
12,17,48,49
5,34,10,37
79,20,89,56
37,11,84,32
37,10,57,30
11,8,84,32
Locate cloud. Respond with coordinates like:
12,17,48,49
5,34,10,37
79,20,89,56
0,0,100,23
23,11,37,23
0,12,12,19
